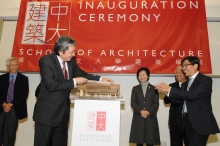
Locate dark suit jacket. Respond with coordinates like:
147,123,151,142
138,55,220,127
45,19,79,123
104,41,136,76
0,72,29,120
170,73,220,135
35,83,41,97
33,54,101,127
164,81,183,126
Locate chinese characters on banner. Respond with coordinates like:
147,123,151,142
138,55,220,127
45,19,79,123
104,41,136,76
12,0,212,73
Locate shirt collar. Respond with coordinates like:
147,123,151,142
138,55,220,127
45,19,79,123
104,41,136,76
57,55,63,64
57,55,66,68
179,82,182,87
190,71,199,80
9,72,17,80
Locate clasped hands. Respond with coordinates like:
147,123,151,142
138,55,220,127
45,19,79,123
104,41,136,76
2,102,13,113
140,110,150,118
155,82,170,94
74,77,114,85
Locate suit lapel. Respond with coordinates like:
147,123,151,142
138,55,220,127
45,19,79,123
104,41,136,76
182,81,188,91
137,84,145,98
52,54,65,80
137,83,151,98
14,73,20,89
189,73,202,91
145,84,151,98
67,61,72,79
174,82,181,89
4,73,10,88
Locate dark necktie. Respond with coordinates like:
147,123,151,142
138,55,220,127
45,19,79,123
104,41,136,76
7,75,14,103
62,61,68,80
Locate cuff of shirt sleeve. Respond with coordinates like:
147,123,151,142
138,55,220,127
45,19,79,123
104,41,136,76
167,87,171,96
73,79,77,88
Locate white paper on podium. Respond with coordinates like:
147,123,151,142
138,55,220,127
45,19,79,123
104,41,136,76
71,100,120,146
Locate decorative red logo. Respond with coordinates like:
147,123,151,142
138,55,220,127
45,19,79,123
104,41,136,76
87,111,106,131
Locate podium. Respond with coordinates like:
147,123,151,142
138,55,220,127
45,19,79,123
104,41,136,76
70,96,124,146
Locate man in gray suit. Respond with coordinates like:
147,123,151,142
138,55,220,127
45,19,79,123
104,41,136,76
33,36,113,146
156,56,219,146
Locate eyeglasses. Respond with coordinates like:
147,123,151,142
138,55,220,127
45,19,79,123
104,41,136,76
68,50,77,54
181,64,192,68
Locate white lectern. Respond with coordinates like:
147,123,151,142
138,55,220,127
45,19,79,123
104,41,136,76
70,97,124,146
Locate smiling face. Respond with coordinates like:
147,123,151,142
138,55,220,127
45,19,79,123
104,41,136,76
138,70,149,83
175,66,186,83
7,59,18,74
181,59,198,77
59,45,76,62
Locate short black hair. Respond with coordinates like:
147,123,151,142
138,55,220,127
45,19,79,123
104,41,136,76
136,67,150,82
54,36,76,55
181,56,200,71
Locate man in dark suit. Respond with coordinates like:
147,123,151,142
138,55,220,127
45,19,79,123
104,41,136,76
163,66,188,146
35,82,41,98
156,56,220,146
0,57,29,146
33,36,113,146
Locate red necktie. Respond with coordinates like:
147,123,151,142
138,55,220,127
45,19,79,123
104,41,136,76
7,75,14,103
62,61,68,80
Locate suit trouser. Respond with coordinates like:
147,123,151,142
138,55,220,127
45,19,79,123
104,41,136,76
0,108,18,146
34,104,70,146
170,125,188,146
183,113,209,146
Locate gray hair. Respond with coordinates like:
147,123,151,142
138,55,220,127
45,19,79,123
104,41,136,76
6,57,18,65
54,36,77,55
